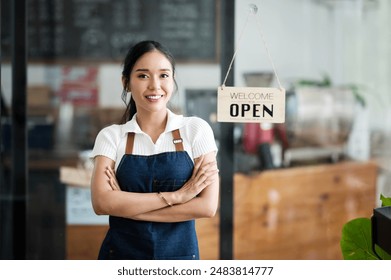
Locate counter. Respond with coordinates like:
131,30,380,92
197,160,378,259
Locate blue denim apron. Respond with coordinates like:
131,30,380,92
98,129,199,260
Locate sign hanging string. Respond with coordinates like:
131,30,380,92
221,4,283,90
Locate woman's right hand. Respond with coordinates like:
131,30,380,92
172,154,219,205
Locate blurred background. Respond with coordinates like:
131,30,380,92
1,0,390,259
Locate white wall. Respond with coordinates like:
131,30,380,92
233,0,391,132
234,0,331,87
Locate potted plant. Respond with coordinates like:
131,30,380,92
340,194,391,259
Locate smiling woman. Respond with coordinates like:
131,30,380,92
89,40,219,260
125,50,175,130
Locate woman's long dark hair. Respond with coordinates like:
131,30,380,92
120,40,177,124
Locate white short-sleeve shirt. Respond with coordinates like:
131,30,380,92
91,109,218,170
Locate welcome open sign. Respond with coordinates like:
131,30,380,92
217,86,286,123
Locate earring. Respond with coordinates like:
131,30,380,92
121,89,127,101
121,88,132,103
121,88,132,101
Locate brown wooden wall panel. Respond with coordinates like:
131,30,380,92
66,225,108,260
234,161,377,259
196,215,220,259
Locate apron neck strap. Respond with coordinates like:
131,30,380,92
125,129,184,154
172,129,184,152
125,132,135,154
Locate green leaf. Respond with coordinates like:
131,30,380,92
340,218,378,260
340,195,391,260
380,194,391,207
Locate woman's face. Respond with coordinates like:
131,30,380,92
128,50,174,116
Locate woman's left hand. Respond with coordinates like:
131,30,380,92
105,166,121,191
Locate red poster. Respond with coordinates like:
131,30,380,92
58,67,98,106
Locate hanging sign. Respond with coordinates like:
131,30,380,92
217,86,285,123
217,4,287,124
